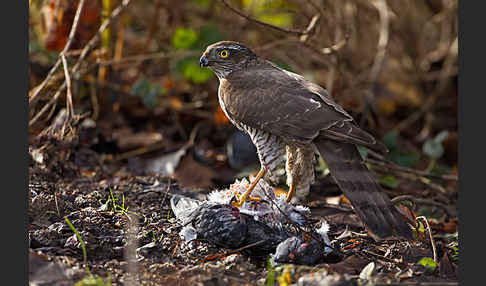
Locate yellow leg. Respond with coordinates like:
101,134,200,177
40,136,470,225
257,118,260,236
286,183,296,203
232,167,266,207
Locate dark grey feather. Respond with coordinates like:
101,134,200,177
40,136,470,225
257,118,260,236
314,139,413,240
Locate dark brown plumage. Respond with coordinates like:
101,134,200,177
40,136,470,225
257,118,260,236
200,41,412,240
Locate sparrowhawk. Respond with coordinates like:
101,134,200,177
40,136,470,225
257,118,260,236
200,41,412,240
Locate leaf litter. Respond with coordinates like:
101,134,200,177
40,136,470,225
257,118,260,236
29,133,458,285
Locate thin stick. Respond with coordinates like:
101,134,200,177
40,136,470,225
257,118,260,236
416,216,437,263
124,213,139,286
160,178,172,207
361,249,403,265
394,37,458,132
30,82,66,126
61,54,75,121
54,192,61,217
370,163,449,194
201,240,266,262
171,237,180,259
29,0,132,127
369,0,390,83
299,14,320,42
366,158,458,181
97,50,198,67
62,0,87,55
220,0,309,35
29,0,87,105
391,195,456,217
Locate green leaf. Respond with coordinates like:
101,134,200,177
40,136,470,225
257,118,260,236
258,13,293,27
191,0,210,8
389,151,420,168
316,157,330,177
265,256,277,286
242,0,296,28
75,275,111,286
131,78,150,95
379,175,399,189
176,57,214,84
383,130,399,151
449,245,459,263
416,220,426,235
142,88,159,108
357,146,369,160
418,257,437,272
171,27,198,50
183,62,213,83
196,24,225,50
131,79,165,108
383,131,420,167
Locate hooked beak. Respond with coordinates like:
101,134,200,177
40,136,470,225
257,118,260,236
200,56,209,68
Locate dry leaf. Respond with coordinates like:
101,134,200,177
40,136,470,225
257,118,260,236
173,153,217,189
213,106,229,124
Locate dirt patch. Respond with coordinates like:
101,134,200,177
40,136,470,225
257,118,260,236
28,140,458,285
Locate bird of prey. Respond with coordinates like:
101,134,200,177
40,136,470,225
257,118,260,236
200,41,412,240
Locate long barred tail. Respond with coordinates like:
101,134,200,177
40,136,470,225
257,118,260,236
315,139,413,240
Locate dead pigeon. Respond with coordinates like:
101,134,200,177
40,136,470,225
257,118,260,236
170,178,334,264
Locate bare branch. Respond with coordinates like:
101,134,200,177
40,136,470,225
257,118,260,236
30,0,132,127
391,195,456,217
394,36,458,133
366,158,458,181
219,0,313,36
29,0,87,105
60,54,74,121
369,0,390,83
416,216,438,263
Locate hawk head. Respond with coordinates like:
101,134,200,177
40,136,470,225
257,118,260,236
200,41,257,79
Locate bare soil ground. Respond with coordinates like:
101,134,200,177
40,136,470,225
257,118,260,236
28,134,458,286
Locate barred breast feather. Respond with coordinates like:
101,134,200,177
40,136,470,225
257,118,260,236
242,125,285,184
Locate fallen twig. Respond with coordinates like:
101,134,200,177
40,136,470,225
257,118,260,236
370,163,450,194
391,195,456,217
60,54,75,123
160,178,172,207
201,240,265,262
360,248,404,265
366,158,458,181
416,216,437,263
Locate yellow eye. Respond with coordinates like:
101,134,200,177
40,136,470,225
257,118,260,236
219,50,229,58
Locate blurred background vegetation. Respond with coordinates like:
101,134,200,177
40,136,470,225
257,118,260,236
28,0,458,191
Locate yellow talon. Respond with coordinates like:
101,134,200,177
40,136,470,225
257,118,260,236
231,167,266,208
232,192,262,208
286,183,296,203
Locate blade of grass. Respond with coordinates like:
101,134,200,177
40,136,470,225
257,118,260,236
65,217,91,275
